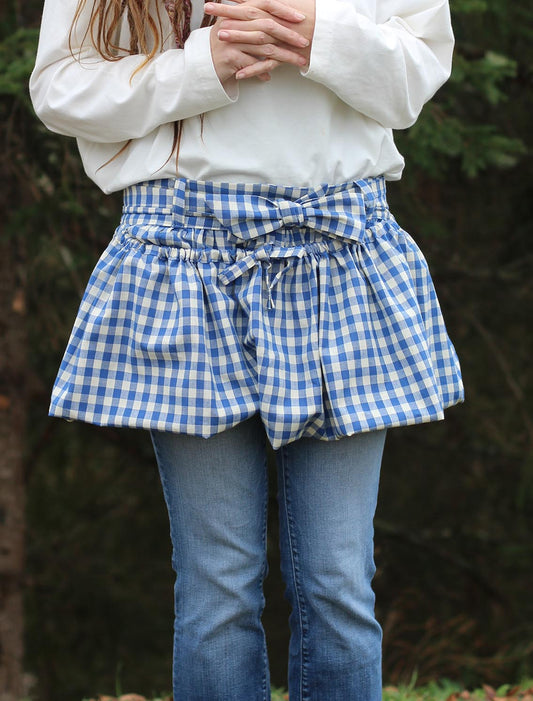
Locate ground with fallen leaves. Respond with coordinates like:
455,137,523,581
80,681,533,701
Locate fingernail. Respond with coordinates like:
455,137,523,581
294,11,306,19
298,37,309,46
218,30,229,39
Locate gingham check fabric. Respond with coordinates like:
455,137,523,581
49,177,464,448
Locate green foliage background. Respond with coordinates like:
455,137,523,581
1,0,532,697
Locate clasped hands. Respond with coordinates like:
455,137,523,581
205,0,315,86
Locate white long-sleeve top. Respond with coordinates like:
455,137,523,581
30,0,454,194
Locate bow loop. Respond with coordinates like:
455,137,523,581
203,194,281,240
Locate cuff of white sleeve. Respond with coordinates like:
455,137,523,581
300,0,336,81
184,26,239,105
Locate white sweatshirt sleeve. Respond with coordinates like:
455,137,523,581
29,0,237,142
302,0,454,129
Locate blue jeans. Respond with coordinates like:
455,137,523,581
150,414,387,701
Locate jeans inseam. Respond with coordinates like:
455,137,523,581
279,444,310,701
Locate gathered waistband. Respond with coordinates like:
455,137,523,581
118,177,395,304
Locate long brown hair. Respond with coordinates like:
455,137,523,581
69,0,220,168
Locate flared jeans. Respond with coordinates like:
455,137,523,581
151,414,387,701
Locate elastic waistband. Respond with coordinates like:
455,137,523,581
121,177,391,247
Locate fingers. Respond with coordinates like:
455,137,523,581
230,41,307,67
217,20,309,48
204,0,306,23
208,1,310,87
235,58,280,80
210,23,283,83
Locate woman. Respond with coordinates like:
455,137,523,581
30,0,464,698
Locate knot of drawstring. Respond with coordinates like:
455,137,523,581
218,244,308,309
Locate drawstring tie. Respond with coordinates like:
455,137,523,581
218,244,308,309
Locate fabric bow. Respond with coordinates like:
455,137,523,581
202,186,371,244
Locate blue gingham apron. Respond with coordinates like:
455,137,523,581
49,177,464,448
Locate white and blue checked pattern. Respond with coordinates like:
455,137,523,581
50,177,464,448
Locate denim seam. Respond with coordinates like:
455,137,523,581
280,445,310,701
260,444,270,701
149,430,182,696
